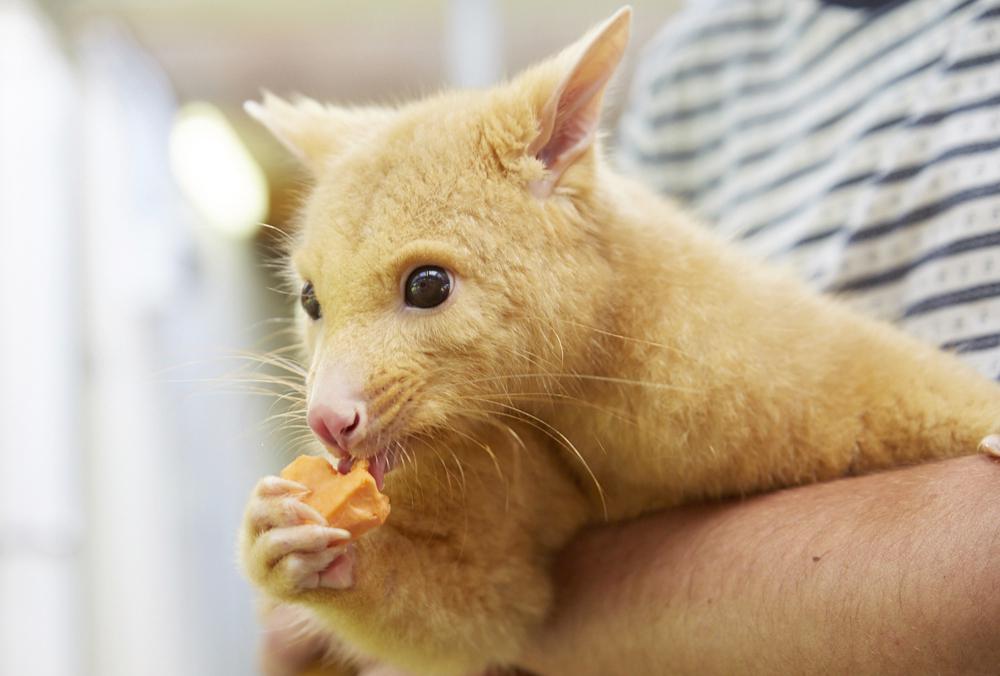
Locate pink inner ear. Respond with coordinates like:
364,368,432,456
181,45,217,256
528,9,630,197
528,74,612,199
536,79,606,170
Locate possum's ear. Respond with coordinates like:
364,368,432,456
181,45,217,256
521,7,631,197
244,92,383,171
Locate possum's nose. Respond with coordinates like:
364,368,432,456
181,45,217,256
307,402,367,453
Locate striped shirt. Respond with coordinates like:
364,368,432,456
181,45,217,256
617,0,1000,379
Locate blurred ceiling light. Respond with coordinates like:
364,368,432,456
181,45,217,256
169,101,268,239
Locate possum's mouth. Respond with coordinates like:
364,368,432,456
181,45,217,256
333,448,397,491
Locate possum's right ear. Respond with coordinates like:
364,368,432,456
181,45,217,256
506,7,631,197
244,92,384,171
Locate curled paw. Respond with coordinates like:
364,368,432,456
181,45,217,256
241,475,355,596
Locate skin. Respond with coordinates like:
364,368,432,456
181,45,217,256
238,8,1000,674
521,454,1000,676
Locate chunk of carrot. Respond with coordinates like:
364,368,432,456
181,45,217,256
280,455,390,539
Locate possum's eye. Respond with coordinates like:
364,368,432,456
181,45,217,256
301,281,321,320
404,266,452,309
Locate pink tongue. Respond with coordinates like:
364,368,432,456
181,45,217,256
369,453,387,491
337,453,388,490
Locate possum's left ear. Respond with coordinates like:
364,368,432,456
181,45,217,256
244,92,384,171
525,7,631,197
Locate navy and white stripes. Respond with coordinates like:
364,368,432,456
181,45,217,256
617,0,1000,379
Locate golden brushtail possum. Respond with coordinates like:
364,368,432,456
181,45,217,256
239,8,1000,674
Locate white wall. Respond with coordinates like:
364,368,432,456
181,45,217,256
0,3,84,675
1,4,278,675
78,20,275,676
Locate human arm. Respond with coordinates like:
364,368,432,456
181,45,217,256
521,455,1000,675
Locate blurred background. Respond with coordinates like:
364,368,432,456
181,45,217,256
0,1,680,674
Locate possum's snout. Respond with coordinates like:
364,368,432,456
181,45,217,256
309,403,396,490
307,363,367,454
308,402,365,454
307,363,400,490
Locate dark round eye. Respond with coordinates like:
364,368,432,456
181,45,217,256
404,266,452,309
300,281,321,320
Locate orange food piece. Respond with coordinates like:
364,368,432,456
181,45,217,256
280,455,390,539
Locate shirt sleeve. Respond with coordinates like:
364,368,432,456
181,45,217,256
615,0,1000,380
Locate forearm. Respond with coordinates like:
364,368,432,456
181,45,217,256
522,455,1000,675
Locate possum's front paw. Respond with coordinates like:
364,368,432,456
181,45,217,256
241,476,355,597
979,434,1000,459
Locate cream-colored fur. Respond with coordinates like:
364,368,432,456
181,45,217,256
240,8,1000,674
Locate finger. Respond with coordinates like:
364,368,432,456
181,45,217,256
979,434,1000,459
258,524,352,567
275,546,346,591
255,476,310,498
248,497,329,533
318,547,356,590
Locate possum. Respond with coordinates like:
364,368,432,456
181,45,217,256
239,8,1000,675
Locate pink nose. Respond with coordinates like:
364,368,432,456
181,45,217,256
307,402,366,452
